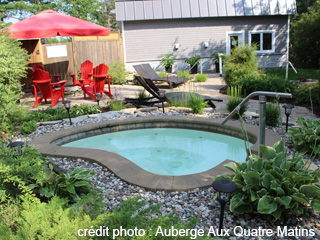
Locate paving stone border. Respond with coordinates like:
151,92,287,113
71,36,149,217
30,116,280,191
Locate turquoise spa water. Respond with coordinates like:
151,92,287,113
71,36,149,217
64,128,251,176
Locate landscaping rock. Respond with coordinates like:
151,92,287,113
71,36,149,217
139,107,158,112
120,108,136,114
38,120,63,126
69,115,88,123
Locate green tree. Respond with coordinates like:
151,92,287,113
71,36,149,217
0,0,54,21
296,0,317,14
0,23,30,133
96,0,118,31
55,0,103,23
0,0,118,31
291,0,320,68
55,0,118,31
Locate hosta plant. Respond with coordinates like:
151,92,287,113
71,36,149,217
215,141,320,220
40,168,95,203
288,117,320,156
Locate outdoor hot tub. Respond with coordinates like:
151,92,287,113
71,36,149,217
30,116,279,191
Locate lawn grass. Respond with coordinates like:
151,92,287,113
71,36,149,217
264,68,320,81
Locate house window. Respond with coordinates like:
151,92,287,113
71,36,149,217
226,32,244,54
249,31,274,53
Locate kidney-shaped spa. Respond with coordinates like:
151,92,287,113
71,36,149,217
30,116,279,191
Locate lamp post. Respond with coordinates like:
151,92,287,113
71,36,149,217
95,93,102,106
62,100,72,125
212,178,237,232
283,104,294,132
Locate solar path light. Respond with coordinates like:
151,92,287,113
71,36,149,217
212,178,237,232
63,100,72,125
95,93,102,106
283,104,294,132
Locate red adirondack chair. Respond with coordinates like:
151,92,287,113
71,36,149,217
32,69,67,108
32,64,44,72
80,63,113,101
70,60,93,86
32,64,60,82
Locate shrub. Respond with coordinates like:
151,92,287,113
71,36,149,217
223,44,259,86
0,142,48,201
195,74,207,82
215,141,320,220
294,82,320,115
108,100,126,111
288,117,320,156
1,196,197,240
40,168,96,203
160,53,175,68
28,104,101,122
290,2,320,68
266,103,280,127
0,196,103,239
177,70,190,79
157,71,167,78
0,26,30,134
0,142,101,207
20,120,37,135
103,197,198,239
239,74,295,95
188,93,207,114
0,86,29,133
226,86,248,119
107,61,129,85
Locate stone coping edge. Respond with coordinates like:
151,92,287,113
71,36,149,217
30,116,280,191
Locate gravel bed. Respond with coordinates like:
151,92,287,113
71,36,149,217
11,109,320,239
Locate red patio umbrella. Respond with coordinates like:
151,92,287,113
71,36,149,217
9,9,110,39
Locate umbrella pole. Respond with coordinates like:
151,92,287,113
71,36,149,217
72,37,76,81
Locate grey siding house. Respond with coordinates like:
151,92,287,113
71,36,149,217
116,0,297,72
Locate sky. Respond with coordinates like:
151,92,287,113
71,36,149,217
4,17,20,24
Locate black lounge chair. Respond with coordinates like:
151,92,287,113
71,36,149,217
125,76,166,113
125,75,223,112
133,64,188,87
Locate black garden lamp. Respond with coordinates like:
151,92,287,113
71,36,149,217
283,104,294,132
212,178,237,232
7,141,25,156
95,93,102,106
62,100,72,125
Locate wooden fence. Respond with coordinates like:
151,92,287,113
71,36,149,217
41,37,124,86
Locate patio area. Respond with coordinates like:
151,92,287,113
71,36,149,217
22,73,319,124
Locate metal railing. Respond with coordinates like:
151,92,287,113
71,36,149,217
282,60,297,80
221,91,292,157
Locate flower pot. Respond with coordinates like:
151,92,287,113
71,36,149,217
190,65,198,74
215,62,219,73
165,66,172,73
